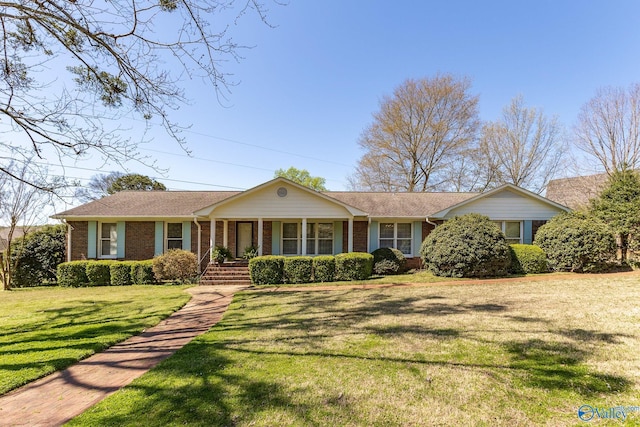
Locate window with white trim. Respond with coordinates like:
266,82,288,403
166,223,183,250
99,222,117,258
306,222,333,255
282,222,299,255
379,222,412,255
282,222,334,255
493,221,522,244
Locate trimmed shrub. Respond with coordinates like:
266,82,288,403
85,261,113,286
534,211,616,272
131,260,156,284
335,252,373,281
153,249,198,283
57,261,89,287
509,244,548,274
313,255,335,282
372,247,407,275
284,256,313,284
110,261,134,286
249,256,285,285
420,213,510,278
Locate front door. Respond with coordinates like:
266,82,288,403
236,222,253,258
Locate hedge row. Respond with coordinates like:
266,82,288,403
249,253,373,285
56,260,156,287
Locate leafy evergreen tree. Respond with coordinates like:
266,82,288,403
589,169,640,260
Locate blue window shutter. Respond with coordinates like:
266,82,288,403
272,221,281,255
117,222,126,258
182,221,192,251
155,222,164,256
87,221,97,259
369,221,379,252
413,221,422,256
333,221,343,254
523,220,533,244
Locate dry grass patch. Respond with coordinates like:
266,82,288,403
70,273,640,426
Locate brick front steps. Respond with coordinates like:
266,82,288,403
200,261,251,286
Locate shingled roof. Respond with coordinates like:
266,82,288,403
54,191,240,218
545,173,609,209
326,191,476,217
54,189,478,219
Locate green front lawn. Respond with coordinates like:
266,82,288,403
69,274,640,426
0,285,190,394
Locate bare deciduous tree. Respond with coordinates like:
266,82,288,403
476,96,563,194
349,74,480,191
574,83,640,174
0,1,276,190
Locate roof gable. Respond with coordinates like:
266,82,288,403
429,184,570,220
193,177,368,218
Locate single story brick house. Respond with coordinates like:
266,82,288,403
52,177,570,270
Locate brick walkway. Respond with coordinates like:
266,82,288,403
0,285,247,427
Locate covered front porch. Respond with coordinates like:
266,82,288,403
207,218,360,259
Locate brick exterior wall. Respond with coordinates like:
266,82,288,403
262,221,272,255
341,221,368,253
67,218,433,266
125,222,155,260
69,221,88,260
199,221,210,271
353,221,368,252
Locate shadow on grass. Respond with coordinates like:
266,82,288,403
505,339,630,395
68,343,310,427
69,287,635,425
0,299,184,395
224,289,633,397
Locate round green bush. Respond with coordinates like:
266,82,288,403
371,247,407,275
533,212,616,272
420,213,510,278
11,224,66,287
152,249,198,283
508,244,548,274
335,252,373,281
249,256,285,285
313,255,335,282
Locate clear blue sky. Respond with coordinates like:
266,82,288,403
52,0,640,209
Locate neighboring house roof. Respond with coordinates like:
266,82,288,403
545,173,609,209
0,226,44,251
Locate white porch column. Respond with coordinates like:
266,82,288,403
258,218,263,256
210,218,216,260
348,217,354,252
223,220,228,248
301,218,307,255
